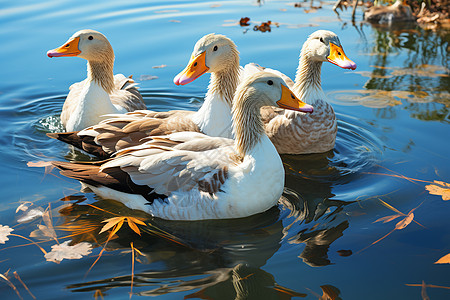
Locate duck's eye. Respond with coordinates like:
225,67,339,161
267,80,273,85
65,44,70,48
338,51,341,56
194,62,198,67
319,37,324,43
291,94,295,99
213,45,218,51
88,36,93,40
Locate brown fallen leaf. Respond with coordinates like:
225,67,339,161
435,253,450,264
425,180,450,201
240,17,250,26
253,21,272,32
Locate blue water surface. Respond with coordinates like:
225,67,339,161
0,1,449,299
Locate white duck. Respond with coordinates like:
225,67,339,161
47,33,241,157
47,29,146,132
244,30,356,154
51,73,314,220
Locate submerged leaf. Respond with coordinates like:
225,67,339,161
435,253,450,264
0,225,14,244
425,181,450,201
45,241,92,263
30,224,57,241
374,214,402,223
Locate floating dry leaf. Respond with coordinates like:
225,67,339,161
30,224,57,241
169,20,181,23
100,216,146,236
435,253,450,264
16,202,33,213
17,208,44,223
240,17,250,26
0,225,14,244
210,4,221,8
45,241,92,263
425,180,450,201
253,21,275,32
395,212,414,230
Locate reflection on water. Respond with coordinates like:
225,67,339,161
1,1,450,299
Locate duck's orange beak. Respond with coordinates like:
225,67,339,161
277,85,314,113
327,42,356,70
47,37,81,58
173,52,209,85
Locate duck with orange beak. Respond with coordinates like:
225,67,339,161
47,29,145,132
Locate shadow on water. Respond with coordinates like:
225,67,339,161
49,195,309,298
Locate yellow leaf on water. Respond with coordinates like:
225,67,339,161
100,217,124,234
395,212,414,230
435,253,450,264
425,181,450,201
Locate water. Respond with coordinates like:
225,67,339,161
1,1,449,299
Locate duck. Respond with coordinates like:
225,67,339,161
47,33,241,158
51,72,314,220
243,30,356,154
47,29,146,132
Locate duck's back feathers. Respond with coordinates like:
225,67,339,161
51,109,201,158
51,160,166,204
110,74,146,111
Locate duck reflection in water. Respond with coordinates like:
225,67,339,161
280,150,355,267
57,195,309,298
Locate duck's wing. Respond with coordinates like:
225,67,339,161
243,63,295,89
110,74,146,111
48,110,199,158
52,132,236,200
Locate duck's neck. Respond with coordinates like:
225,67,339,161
292,54,324,105
232,93,265,158
192,63,240,138
87,59,115,94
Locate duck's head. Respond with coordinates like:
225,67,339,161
235,72,314,113
47,29,114,62
174,33,239,85
303,30,356,70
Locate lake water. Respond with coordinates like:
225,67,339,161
1,1,449,299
